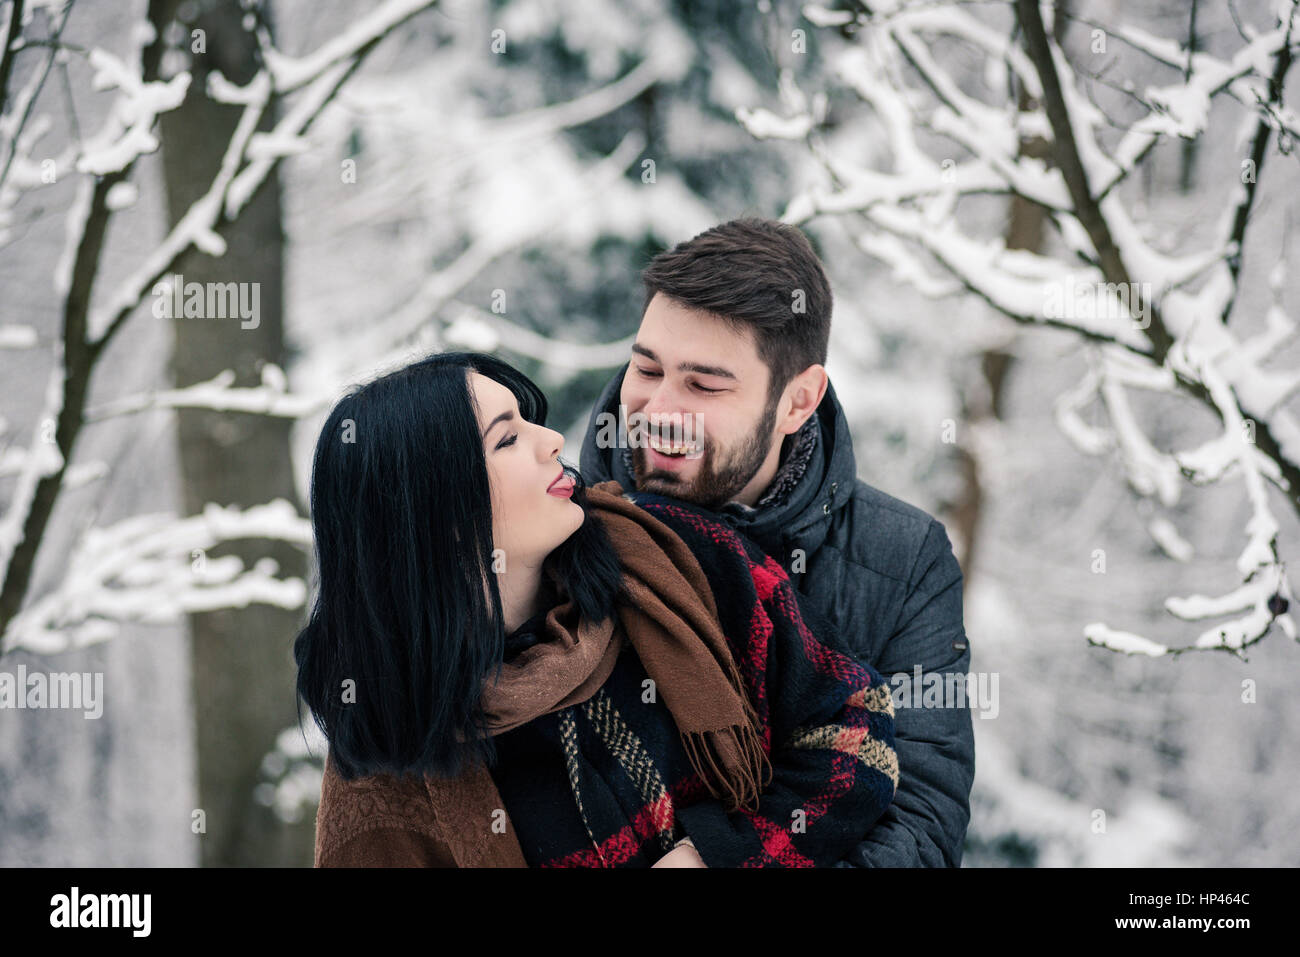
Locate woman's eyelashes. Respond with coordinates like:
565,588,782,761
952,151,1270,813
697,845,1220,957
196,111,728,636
495,432,518,451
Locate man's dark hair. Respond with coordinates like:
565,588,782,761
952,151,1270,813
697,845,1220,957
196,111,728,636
640,218,832,403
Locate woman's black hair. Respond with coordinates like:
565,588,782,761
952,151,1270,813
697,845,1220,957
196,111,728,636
293,351,622,782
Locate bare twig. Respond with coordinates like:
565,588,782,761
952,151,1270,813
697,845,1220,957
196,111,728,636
0,0,26,117
1220,3,1297,322
0,0,72,192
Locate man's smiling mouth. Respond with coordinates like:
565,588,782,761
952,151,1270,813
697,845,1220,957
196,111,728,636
646,433,700,457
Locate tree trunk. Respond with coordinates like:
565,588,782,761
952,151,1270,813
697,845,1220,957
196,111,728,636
156,0,312,867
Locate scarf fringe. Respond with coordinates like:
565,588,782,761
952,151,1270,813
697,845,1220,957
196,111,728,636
680,720,774,814
588,483,780,813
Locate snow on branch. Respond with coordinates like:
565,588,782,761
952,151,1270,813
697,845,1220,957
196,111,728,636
442,301,636,370
1069,8,1300,146
0,325,38,349
480,46,690,146
85,71,270,345
309,128,647,385
852,202,1156,352
0,0,440,649
760,0,1300,657
762,27,1070,220
88,0,442,347
0,0,75,243
75,46,190,176
2,499,311,656
0,367,63,589
81,123,642,427
83,365,329,422
253,0,437,95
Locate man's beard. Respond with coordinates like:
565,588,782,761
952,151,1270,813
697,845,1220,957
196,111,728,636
631,398,779,509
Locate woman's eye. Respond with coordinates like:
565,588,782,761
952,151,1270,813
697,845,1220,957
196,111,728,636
637,366,662,379
495,433,518,450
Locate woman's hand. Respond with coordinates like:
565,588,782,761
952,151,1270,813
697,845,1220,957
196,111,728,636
652,839,707,867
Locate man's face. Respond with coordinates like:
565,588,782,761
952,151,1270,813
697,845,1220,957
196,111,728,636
619,293,782,509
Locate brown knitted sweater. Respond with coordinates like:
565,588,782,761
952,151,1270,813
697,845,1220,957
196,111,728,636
314,748,527,867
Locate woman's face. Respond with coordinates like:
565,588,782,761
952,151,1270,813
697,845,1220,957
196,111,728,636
469,371,584,569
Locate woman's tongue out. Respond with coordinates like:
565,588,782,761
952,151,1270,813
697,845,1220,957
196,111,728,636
547,472,575,497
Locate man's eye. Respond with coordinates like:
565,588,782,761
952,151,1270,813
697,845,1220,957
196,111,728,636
637,366,662,379
495,433,518,450
694,384,722,394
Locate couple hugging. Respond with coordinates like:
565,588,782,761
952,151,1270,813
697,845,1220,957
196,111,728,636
297,218,975,868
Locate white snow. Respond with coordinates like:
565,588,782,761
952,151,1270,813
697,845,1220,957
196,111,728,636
0,325,39,349
1083,624,1169,657
104,181,139,211
76,48,190,176
3,499,311,656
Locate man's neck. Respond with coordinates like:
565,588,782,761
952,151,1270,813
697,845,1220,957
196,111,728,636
730,435,788,508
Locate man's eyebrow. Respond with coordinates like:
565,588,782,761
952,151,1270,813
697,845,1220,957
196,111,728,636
482,409,514,440
630,343,737,381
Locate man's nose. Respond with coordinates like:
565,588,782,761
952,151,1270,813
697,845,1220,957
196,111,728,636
641,393,691,440
641,380,685,418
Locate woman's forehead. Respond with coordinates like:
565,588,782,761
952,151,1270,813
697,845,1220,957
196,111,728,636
468,371,518,420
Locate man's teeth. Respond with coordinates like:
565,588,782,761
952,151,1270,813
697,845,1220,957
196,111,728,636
648,436,698,455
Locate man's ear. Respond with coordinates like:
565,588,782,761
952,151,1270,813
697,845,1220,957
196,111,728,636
777,364,829,435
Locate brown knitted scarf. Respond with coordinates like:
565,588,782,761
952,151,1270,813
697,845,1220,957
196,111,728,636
478,480,773,813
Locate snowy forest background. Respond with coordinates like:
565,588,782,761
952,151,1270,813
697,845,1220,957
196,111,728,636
2,0,1298,867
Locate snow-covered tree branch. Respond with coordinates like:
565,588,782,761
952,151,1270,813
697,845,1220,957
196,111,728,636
0,0,440,652
0,0,688,657
747,0,1300,657
2,498,310,655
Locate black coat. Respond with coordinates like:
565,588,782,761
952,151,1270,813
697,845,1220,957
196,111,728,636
579,366,975,866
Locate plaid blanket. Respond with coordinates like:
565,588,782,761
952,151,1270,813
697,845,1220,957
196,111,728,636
489,491,899,867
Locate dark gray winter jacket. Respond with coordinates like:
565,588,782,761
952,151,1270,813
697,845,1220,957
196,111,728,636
579,366,975,867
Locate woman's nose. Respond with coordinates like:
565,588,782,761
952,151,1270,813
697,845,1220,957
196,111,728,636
539,426,562,461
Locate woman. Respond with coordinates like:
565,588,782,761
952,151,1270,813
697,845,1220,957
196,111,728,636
296,351,899,867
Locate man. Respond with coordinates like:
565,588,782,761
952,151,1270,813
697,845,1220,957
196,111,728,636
580,218,975,867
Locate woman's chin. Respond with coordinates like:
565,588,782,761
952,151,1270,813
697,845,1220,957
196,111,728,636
560,497,585,528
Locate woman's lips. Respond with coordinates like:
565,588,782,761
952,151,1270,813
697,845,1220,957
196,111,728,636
547,471,575,497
